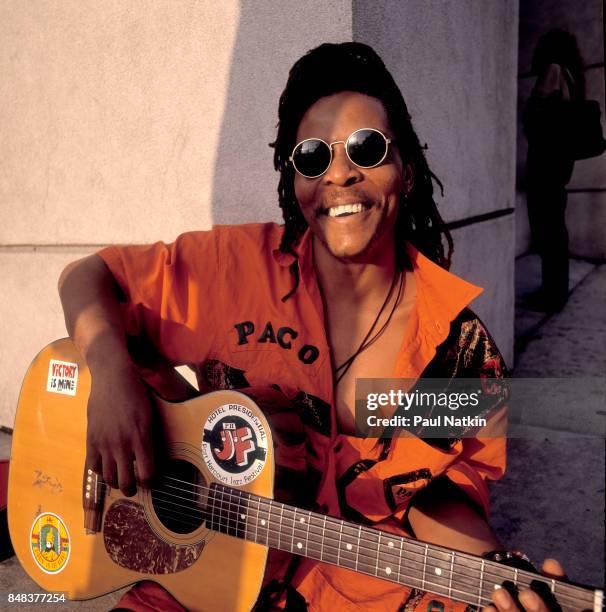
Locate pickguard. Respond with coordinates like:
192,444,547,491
103,500,205,574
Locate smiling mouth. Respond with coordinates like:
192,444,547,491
323,203,370,218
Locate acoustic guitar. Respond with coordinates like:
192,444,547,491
8,340,603,611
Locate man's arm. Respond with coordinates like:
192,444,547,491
408,476,566,612
58,254,157,496
407,475,500,554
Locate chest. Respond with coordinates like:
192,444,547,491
326,277,416,435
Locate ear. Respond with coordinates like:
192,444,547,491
402,164,414,196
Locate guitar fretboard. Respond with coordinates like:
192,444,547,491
206,484,599,611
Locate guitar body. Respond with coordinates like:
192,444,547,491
9,339,274,612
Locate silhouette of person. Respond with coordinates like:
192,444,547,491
523,29,586,312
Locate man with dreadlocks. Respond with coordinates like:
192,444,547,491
59,43,565,611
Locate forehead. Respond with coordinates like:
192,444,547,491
296,91,391,141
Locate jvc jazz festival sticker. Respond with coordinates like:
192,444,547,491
47,359,78,396
202,403,267,486
30,512,71,574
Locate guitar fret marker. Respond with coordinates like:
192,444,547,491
299,517,305,523
261,519,266,526
385,567,391,575
346,543,352,551
240,514,246,520
435,567,442,576
387,541,393,548
297,542,302,549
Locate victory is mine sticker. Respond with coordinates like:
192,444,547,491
202,403,267,486
47,359,78,396
30,513,70,574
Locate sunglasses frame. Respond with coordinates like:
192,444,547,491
289,127,393,179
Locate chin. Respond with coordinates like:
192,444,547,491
321,235,376,262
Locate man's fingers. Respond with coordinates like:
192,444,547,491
488,558,567,611
540,558,566,579
116,452,137,497
491,586,521,610
86,450,102,477
102,456,118,489
134,444,156,488
518,588,550,611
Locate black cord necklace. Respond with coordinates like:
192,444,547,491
333,267,404,385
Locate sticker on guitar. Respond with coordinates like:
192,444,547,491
46,359,78,396
201,403,268,486
30,512,70,574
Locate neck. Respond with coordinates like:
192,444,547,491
312,235,398,305
207,483,599,612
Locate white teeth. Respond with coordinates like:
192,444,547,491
327,203,364,217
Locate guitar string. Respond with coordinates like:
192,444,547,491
158,475,591,597
148,486,590,609
97,479,591,607
142,487,499,607
149,489,513,603
117,478,592,604
154,480,497,589
140,470,573,592
94,480,591,607
148,488,587,610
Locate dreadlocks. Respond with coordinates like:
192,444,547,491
271,42,453,289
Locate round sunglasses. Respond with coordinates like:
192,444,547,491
289,128,394,179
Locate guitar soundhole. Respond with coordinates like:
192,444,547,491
151,459,207,534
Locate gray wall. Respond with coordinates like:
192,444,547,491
0,1,518,426
516,0,606,259
0,0,352,427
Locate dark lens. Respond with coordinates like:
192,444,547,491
347,129,387,168
292,139,331,177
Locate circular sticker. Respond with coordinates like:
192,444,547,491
202,402,268,486
30,512,70,574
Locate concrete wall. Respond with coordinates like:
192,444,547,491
516,0,606,259
0,1,518,427
0,0,351,428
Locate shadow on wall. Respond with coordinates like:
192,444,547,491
209,1,351,226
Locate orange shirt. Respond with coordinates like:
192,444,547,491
99,222,506,611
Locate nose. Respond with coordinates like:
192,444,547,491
323,142,363,187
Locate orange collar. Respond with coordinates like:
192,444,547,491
406,243,483,346
272,228,482,334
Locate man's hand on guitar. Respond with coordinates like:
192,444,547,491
483,559,566,611
59,255,159,497
86,359,157,497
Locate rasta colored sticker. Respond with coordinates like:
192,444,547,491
47,359,78,396
202,403,267,486
30,512,70,574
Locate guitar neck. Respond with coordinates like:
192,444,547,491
207,484,602,612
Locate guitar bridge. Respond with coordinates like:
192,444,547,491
83,467,105,534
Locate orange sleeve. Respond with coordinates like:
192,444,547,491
96,229,222,367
